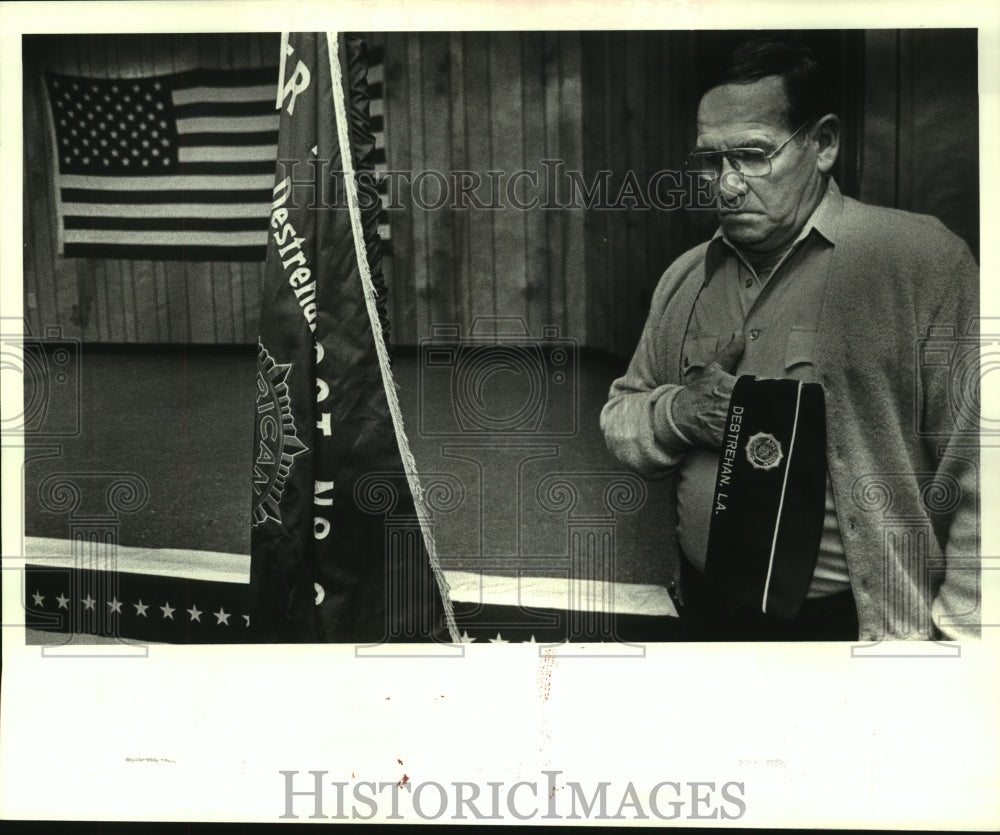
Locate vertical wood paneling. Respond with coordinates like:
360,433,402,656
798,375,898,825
420,32,456,333
384,33,417,345
448,33,472,331
461,33,497,328
910,30,979,257
383,32,417,345
558,33,586,345
642,30,667,309
22,45,60,337
489,33,528,330
858,29,978,257
896,32,915,212
522,32,549,339
622,32,648,356
541,32,565,336
46,36,81,338
605,33,630,356
229,262,247,344
406,35,430,340
581,32,611,354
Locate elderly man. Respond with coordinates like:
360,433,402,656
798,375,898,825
600,38,979,641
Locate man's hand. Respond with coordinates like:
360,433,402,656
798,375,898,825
668,332,746,450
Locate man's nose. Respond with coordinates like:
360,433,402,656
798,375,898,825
716,158,747,202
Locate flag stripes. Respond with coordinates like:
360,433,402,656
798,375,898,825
64,216,265,232
61,202,267,217
66,244,266,261
61,187,273,203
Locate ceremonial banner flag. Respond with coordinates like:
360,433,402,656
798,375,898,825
704,376,827,619
250,32,455,643
44,67,280,261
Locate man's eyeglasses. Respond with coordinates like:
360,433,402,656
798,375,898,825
684,121,811,181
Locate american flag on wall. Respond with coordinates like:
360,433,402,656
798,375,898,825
44,57,389,263
45,68,279,261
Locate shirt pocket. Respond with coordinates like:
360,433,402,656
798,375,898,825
681,332,720,377
785,327,818,373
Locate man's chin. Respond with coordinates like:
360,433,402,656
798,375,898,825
719,213,768,245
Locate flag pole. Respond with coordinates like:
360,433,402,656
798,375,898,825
325,32,459,644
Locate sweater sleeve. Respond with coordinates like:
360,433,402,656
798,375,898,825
923,241,981,640
599,267,691,478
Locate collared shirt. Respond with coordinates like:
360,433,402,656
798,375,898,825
675,178,851,598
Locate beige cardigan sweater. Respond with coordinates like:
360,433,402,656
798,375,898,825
601,194,980,641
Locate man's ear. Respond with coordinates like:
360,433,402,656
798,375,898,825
813,114,840,174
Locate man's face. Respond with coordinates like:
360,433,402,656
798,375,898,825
695,76,825,255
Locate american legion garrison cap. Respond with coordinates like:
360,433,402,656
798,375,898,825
703,375,827,619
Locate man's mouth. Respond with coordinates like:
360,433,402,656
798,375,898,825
718,197,753,214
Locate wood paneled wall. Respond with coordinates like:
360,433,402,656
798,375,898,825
22,33,280,343
23,31,979,351
579,31,712,359
860,29,979,259
378,32,585,346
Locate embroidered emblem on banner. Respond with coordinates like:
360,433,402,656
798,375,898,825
252,341,308,528
745,432,783,471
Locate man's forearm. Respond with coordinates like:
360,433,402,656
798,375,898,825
600,382,688,477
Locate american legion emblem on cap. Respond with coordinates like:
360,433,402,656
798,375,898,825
745,432,783,470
